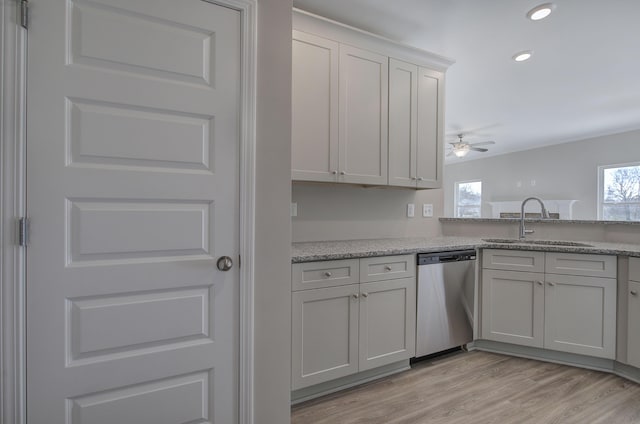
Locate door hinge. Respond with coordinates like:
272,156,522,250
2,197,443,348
19,0,29,30
18,217,30,247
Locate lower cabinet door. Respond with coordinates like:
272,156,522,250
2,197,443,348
291,284,359,390
628,280,640,367
544,274,616,359
358,278,416,371
481,269,545,348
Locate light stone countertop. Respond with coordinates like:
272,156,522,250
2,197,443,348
439,217,640,226
291,236,640,263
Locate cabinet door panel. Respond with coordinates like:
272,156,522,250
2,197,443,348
628,281,640,367
359,278,416,371
416,67,443,189
359,254,415,283
388,58,418,188
292,31,339,182
630,257,640,282
483,249,545,273
545,253,616,278
292,258,360,291
292,285,359,389
544,274,616,359
339,45,388,185
481,269,544,347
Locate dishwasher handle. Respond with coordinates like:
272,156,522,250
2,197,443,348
418,250,476,265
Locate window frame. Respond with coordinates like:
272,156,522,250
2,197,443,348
597,161,640,221
454,179,482,218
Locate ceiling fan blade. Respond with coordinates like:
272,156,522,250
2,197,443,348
469,141,495,147
470,147,489,152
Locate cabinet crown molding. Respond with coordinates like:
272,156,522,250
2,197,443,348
292,8,455,72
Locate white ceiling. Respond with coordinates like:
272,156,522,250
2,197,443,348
292,0,640,162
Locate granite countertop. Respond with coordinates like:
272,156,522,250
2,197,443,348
439,217,640,226
292,236,640,263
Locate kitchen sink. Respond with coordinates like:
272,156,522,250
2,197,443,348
482,238,594,247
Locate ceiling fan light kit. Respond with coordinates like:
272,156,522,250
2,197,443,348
448,134,495,159
453,145,470,158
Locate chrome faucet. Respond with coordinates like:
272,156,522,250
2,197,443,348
519,197,550,239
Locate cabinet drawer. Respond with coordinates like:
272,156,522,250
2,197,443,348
545,253,616,278
482,249,544,273
292,259,360,291
630,257,640,283
359,254,415,282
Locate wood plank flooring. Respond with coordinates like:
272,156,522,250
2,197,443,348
291,351,640,424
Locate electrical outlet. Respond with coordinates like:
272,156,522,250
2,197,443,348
423,204,433,217
407,203,415,218
291,202,298,217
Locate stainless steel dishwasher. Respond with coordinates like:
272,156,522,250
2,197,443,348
415,250,476,357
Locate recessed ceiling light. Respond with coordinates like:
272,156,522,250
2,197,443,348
512,50,533,62
527,3,555,21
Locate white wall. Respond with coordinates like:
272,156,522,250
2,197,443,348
292,184,443,242
254,0,292,422
443,129,640,220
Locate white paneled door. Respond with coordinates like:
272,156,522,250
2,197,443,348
26,1,240,423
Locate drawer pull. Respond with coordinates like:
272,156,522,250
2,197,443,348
352,293,359,299
548,282,556,287
537,281,544,286
324,271,332,278
632,290,638,296
384,265,392,271
362,292,369,298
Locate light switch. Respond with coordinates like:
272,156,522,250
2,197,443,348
423,204,433,217
407,203,415,218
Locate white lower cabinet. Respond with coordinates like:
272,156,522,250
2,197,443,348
481,270,544,348
358,278,416,371
627,258,640,368
292,255,416,390
291,285,359,390
544,274,616,358
481,250,617,359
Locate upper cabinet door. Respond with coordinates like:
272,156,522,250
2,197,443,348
339,45,389,185
292,31,340,182
388,58,418,188
416,67,444,189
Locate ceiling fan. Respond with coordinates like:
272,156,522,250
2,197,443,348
447,134,495,158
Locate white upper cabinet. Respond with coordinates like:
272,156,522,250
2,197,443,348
389,59,444,188
292,10,453,188
292,30,339,182
339,45,389,185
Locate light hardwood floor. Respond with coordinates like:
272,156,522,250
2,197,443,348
291,351,640,424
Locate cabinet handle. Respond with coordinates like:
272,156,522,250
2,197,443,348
411,177,417,181
352,293,359,299
537,281,544,286
417,177,424,181
339,171,346,175
384,265,392,271
324,271,332,278
362,292,368,298
548,282,556,287
331,170,338,175
632,290,638,296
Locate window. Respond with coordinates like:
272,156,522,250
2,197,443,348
455,180,482,218
599,163,640,221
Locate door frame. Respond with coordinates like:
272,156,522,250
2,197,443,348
0,0,258,422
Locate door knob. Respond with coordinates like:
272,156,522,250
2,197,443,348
217,256,233,271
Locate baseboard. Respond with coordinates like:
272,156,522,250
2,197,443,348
472,339,640,385
291,360,410,405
